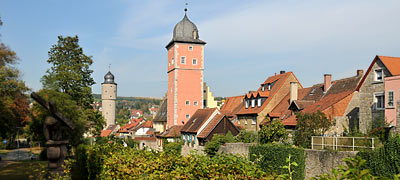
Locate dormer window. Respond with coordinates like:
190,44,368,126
245,100,249,109
375,69,383,81
261,85,265,92
257,98,261,107
251,99,255,108
268,84,271,91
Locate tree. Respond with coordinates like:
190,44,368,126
29,35,105,145
41,35,95,109
293,111,332,148
0,17,30,139
258,118,287,144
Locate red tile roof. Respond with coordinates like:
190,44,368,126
181,108,217,133
237,72,297,115
158,125,183,138
197,114,225,138
134,136,157,141
118,118,143,133
220,95,244,118
142,121,153,128
100,130,112,137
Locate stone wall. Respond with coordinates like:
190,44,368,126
181,144,205,156
218,143,257,158
138,140,162,152
304,150,357,179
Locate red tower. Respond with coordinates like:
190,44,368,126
166,9,206,128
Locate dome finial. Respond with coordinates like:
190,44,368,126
184,1,188,14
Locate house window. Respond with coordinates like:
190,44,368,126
261,85,265,92
188,46,193,51
193,135,196,144
375,69,383,81
186,114,190,119
252,117,256,125
257,98,262,107
171,58,174,65
268,84,271,90
245,119,248,125
181,56,186,64
251,99,255,108
194,101,198,106
374,92,385,109
186,100,190,105
192,59,197,65
387,91,394,108
245,100,249,108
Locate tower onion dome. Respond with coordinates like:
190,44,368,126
103,71,116,84
166,9,206,48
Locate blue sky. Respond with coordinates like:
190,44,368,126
1,0,400,98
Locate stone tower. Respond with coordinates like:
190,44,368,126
166,9,206,128
101,71,117,128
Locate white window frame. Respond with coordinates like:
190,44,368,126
251,99,255,108
194,101,198,106
252,117,257,125
375,69,383,81
374,92,385,110
192,59,197,65
188,46,193,51
181,56,186,64
261,85,265,92
186,114,190,119
257,98,262,107
245,100,249,109
186,100,190,105
268,84,271,90
171,58,174,65
387,91,394,108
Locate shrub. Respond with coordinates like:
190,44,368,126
163,141,182,154
249,144,305,180
258,119,287,144
294,111,332,148
357,135,400,178
70,142,272,179
204,133,234,156
234,130,258,143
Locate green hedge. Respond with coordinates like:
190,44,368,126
357,135,400,179
249,144,305,180
70,142,272,179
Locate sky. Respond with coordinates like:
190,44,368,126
1,0,400,98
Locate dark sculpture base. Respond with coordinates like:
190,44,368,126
46,140,68,175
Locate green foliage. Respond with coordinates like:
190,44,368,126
39,148,47,160
0,19,30,140
163,141,182,155
116,107,131,125
357,135,400,178
126,138,137,148
278,154,298,180
259,118,287,144
70,143,272,179
204,133,234,156
234,130,258,143
41,35,95,109
294,111,332,148
29,89,104,147
249,144,305,180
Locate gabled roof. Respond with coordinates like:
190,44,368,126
157,125,183,138
237,72,301,115
220,95,244,118
357,55,400,91
100,130,112,137
153,97,167,122
118,118,143,133
197,114,225,138
273,74,362,126
181,108,218,133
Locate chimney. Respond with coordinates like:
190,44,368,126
357,69,364,76
290,82,298,104
280,70,286,74
324,74,332,92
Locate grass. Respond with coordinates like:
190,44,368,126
0,160,47,180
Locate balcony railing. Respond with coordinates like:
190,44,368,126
311,136,376,151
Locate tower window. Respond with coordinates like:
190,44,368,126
194,101,198,106
181,56,186,64
192,59,197,65
186,100,190,105
188,46,193,51
186,114,190,119
172,58,174,65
